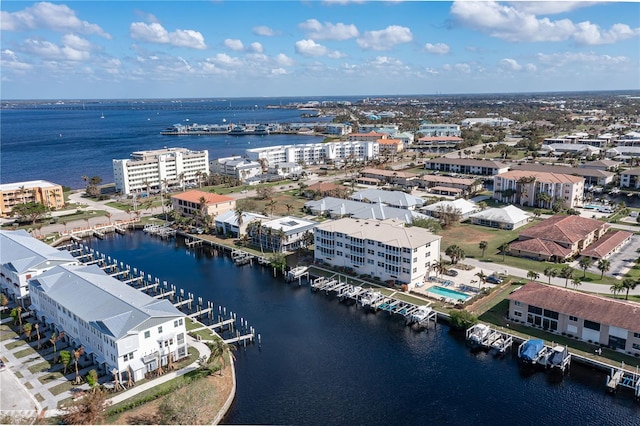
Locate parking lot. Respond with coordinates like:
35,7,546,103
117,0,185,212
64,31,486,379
602,234,640,278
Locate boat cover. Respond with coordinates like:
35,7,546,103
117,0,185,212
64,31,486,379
520,339,544,361
549,347,568,366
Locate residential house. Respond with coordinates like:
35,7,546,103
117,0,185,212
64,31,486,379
358,168,419,187
422,199,479,220
418,175,483,197
29,264,187,382
377,139,404,158
507,282,640,356
468,205,532,230
493,170,585,209
413,136,463,152
214,210,268,237
417,123,461,137
313,217,441,289
460,117,515,127
247,216,317,253
509,215,608,261
0,230,79,306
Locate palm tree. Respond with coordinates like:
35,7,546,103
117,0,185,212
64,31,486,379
59,350,72,374
475,270,487,289
445,245,465,265
571,276,582,289
622,278,638,300
202,336,237,376
559,266,573,288
266,200,277,217
73,346,85,384
544,267,558,284
34,323,41,349
596,259,611,279
11,306,23,332
579,257,592,278
285,203,294,215
23,322,32,341
234,208,244,237
610,281,624,298
498,242,510,261
432,259,447,278
50,331,65,363
479,241,488,258
527,270,540,282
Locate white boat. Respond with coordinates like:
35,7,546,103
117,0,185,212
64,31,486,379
100,113,105,119
345,285,363,299
410,306,432,323
467,324,491,347
359,290,381,307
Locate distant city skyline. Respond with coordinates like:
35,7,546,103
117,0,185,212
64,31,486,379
1,1,639,100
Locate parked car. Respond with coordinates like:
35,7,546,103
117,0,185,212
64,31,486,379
444,269,459,277
486,275,502,284
0,360,6,371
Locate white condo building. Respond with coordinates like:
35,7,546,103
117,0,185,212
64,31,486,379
418,123,461,137
0,230,79,306
29,264,187,382
314,218,441,289
245,141,379,167
113,147,209,195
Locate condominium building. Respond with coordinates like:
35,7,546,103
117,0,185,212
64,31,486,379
460,117,515,127
423,158,509,176
348,131,387,142
246,216,317,252
512,163,614,187
0,180,64,217
378,138,404,157
245,141,379,167
29,264,187,382
620,167,640,189
210,156,262,182
417,123,461,137
0,230,79,305
171,190,236,219
493,170,585,209
113,147,209,195
314,217,441,289
508,282,640,356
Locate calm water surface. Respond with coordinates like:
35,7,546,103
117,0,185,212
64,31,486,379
86,232,640,426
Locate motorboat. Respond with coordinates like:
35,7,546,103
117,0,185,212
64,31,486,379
410,306,432,323
359,290,381,307
518,339,545,364
467,324,491,347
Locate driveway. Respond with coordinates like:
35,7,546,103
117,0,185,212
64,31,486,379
602,234,640,279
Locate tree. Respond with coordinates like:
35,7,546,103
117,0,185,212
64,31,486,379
0,293,8,310
59,350,72,374
527,270,540,282
23,322,32,341
34,323,41,349
610,281,624,298
431,259,447,277
200,336,236,376
86,369,99,391
86,176,103,197
498,242,510,261
10,306,23,332
559,266,573,288
475,270,487,289
622,278,638,300
285,203,294,215
544,267,557,284
445,245,465,265
50,331,64,363
410,217,442,233
73,346,85,385
579,257,593,278
60,388,110,425
479,241,488,258
10,202,49,225
597,259,611,279
571,276,582,289
266,200,277,216
449,310,478,330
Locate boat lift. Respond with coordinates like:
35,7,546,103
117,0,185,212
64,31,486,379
607,363,640,399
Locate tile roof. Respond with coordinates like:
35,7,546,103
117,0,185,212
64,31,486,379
519,215,607,244
509,238,572,258
419,175,475,185
306,182,342,192
361,168,418,179
508,282,640,333
496,170,584,184
513,163,614,179
171,190,235,205
424,158,508,168
580,230,633,259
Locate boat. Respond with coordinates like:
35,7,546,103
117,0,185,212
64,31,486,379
518,339,545,364
410,306,432,323
254,124,270,135
345,285,363,299
100,112,105,119
229,125,250,135
467,324,491,348
359,290,381,307
548,345,570,370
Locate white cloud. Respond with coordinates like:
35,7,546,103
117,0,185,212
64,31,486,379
253,25,277,36
61,34,91,52
451,1,640,45
425,67,439,75
249,42,264,53
271,68,287,75
357,25,412,50
21,38,89,61
275,53,294,67
454,63,471,73
294,39,344,58
507,1,597,15
370,56,403,66
536,51,629,66
499,58,522,71
1,49,32,71
299,19,359,40
206,53,243,68
1,2,111,38
424,42,450,55
130,22,206,49
224,39,244,51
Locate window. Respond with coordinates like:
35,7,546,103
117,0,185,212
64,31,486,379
158,326,163,333
514,311,522,317
527,305,542,315
174,320,179,327
583,320,600,331
633,332,640,339
569,316,578,322
633,343,640,350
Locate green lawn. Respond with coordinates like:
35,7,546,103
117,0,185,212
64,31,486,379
5,339,28,350
49,380,73,396
28,361,53,374
13,347,36,358
38,372,64,385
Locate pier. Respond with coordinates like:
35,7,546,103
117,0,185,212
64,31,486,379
607,363,640,399
517,339,572,373
143,223,176,238
466,324,513,354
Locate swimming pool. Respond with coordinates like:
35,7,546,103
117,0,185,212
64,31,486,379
427,285,470,302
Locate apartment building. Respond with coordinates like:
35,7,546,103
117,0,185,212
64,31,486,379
247,216,317,252
245,141,379,166
423,158,509,176
460,117,515,127
171,190,236,219
512,163,614,187
0,230,79,306
29,264,187,382
413,136,463,152
209,156,262,182
348,131,388,142
113,147,209,195
620,167,640,189
493,170,585,209
378,139,404,157
417,123,461,137
0,180,65,217
508,282,640,356
314,217,441,289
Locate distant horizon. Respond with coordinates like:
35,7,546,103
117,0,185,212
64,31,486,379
2,1,638,99
4,88,640,103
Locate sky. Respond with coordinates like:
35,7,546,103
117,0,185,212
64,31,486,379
1,1,639,100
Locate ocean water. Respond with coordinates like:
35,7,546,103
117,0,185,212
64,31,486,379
0,98,333,189
86,232,640,426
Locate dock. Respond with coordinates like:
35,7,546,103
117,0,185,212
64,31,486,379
518,339,572,373
607,363,640,399
466,324,513,354
143,224,176,238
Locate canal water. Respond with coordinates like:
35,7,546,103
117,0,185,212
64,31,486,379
86,232,640,425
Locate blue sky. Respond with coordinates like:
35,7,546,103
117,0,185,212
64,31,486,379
1,1,639,99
